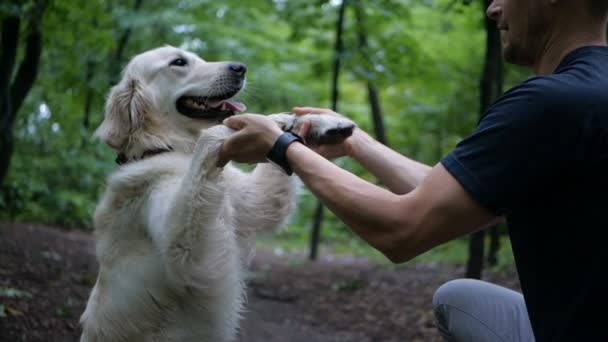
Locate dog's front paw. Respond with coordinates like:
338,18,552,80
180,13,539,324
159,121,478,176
196,125,235,178
296,114,356,145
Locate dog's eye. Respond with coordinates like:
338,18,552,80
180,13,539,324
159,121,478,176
169,58,188,67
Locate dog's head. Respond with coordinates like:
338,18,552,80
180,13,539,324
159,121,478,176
95,45,247,159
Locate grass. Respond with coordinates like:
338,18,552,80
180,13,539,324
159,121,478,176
257,223,516,272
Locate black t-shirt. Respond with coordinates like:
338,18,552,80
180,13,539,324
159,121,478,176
441,46,608,341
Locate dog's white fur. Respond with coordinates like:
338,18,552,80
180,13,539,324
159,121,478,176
79,46,354,342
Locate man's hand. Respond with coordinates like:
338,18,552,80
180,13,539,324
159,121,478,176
218,114,284,166
292,106,357,160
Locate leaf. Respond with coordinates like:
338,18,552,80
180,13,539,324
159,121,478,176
0,287,32,299
56,306,72,318
6,306,23,317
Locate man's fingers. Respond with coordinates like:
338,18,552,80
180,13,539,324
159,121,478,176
291,120,311,143
217,131,243,166
292,106,332,115
223,116,248,130
216,129,245,166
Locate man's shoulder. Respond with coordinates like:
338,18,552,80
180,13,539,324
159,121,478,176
487,69,607,122
507,74,583,101
481,78,563,125
512,50,608,108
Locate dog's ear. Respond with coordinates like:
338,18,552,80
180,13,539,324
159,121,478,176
95,78,151,150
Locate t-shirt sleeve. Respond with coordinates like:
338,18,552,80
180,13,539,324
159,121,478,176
441,79,576,215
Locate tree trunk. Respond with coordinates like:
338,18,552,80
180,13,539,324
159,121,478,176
83,16,100,130
10,28,43,118
487,225,501,266
309,0,348,261
465,0,503,279
83,59,95,129
465,230,485,278
0,17,20,185
308,202,324,260
109,0,144,86
88,0,145,131
354,1,388,146
0,1,46,186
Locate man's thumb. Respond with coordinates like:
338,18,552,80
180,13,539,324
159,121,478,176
223,116,245,130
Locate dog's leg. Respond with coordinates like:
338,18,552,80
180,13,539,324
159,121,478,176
223,114,301,236
222,114,299,263
153,125,241,287
149,125,244,341
225,163,300,263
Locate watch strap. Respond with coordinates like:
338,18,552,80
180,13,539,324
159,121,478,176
266,131,303,175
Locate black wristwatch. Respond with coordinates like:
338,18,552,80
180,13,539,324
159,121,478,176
266,131,303,175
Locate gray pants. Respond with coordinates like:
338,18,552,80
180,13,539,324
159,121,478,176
432,279,535,342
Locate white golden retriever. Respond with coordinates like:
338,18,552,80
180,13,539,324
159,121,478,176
79,45,355,342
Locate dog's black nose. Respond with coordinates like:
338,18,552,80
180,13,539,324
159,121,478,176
228,63,247,76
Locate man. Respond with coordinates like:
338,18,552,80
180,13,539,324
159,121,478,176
218,0,608,340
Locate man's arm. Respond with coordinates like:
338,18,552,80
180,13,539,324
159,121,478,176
287,141,498,263
347,129,431,194
292,106,431,194
219,113,500,263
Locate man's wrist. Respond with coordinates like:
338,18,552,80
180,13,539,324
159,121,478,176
266,131,304,175
264,128,284,150
345,128,370,159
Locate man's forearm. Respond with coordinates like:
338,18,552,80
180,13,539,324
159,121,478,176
347,129,432,194
285,141,499,264
287,142,417,261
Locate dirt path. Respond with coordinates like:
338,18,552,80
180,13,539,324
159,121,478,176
0,223,520,341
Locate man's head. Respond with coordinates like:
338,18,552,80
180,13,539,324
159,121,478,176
486,0,608,70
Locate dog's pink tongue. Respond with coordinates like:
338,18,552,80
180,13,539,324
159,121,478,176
225,101,246,113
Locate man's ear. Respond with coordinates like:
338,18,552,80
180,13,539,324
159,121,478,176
94,78,151,150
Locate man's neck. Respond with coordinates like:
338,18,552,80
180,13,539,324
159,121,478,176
533,21,607,76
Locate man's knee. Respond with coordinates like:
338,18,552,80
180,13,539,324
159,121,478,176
433,278,483,310
433,279,506,341
432,278,532,342
433,279,480,340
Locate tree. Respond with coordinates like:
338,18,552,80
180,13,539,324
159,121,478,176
465,0,503,279
309,0,348,261
353,0,387,146
0,0,48,186
82,0,144,129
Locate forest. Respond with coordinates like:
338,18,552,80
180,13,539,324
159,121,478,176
1,0,531,340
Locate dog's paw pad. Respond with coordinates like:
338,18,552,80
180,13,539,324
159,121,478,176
326,124,355,137
317,123,356,144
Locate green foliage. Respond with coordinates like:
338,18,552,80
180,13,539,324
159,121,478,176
0,0,528,264
0,287,32,299
1,125,113,228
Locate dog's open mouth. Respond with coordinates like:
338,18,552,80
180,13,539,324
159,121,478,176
176,95,247,121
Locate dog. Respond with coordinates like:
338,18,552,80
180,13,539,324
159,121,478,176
79,45,355,342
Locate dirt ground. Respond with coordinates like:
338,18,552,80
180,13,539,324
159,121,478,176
0,223,520,342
